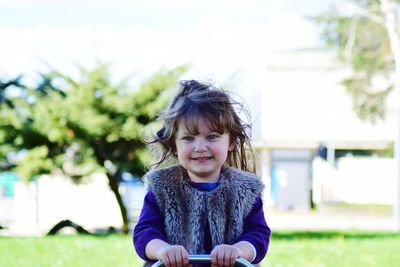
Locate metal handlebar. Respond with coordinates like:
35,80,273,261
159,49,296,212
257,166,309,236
150,254,253,267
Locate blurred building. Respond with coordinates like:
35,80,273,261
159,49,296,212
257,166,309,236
1,48,397,234
255,48,396,210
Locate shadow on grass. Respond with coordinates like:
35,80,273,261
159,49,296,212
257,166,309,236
272,230,400,240
45,219,125,238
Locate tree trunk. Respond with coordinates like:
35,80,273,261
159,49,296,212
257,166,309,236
106,172,129,234
380,0,400,232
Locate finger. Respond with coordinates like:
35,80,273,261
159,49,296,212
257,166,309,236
161,255,170,267
175,250,183,267
217,249,225,267
168,252,176,267
180,249,188,266
229,249,236,267
211,249,218,265
173,253,179,267
223,249,231,267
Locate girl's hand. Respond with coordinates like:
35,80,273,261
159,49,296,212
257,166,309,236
210,244,243,267
156,244,190,267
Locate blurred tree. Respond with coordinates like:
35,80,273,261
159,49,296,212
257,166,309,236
316,0,400,232
315,0,400,123
0,64,186,233
0,76,23,109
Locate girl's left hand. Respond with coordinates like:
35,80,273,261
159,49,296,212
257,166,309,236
210,244,242,267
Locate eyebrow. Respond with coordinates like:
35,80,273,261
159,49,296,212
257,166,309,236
182,130,221,135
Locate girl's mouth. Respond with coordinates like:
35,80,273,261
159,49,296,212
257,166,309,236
191,156,212,162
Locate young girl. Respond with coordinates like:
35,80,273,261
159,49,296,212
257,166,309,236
133,80,271,267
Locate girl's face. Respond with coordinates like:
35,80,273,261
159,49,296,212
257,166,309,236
175,118,235,183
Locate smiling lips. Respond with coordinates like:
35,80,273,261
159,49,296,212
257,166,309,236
191,156,213,163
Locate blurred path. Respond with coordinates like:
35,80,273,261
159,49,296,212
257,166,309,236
266,207,393,231
1,207,394,236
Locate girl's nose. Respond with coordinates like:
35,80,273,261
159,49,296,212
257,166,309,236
194,139,207,152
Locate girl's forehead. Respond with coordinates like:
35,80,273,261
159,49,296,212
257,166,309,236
176,117,210,131
176,116,227,134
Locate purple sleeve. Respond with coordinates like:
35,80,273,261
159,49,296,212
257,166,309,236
133,191,167,261
238,197,271,264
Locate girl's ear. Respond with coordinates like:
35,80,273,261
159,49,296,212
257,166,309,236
228,140,236,151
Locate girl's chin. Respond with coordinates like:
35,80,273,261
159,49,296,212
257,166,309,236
187,169,221,182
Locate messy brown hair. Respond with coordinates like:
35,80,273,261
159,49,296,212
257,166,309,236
145,80,255,172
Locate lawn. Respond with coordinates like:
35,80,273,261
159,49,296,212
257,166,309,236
1,231,399,267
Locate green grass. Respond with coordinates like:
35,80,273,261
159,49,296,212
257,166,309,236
266,231,400,267
0,234,141,267
1,231,400,267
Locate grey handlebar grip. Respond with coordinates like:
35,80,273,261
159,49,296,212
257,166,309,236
150,254,253,267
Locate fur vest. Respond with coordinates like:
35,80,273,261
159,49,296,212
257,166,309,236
144,165,264,254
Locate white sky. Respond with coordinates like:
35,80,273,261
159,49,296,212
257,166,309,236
0,0,339,85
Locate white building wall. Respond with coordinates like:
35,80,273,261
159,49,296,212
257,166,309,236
313,157,396,205
259,49,395,149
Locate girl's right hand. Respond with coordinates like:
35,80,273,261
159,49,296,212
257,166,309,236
156,244,191,267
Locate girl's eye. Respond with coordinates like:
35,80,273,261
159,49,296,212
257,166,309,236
182,136,194,141
207,135,219,140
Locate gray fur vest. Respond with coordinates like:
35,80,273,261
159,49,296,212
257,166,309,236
144,165,264,254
